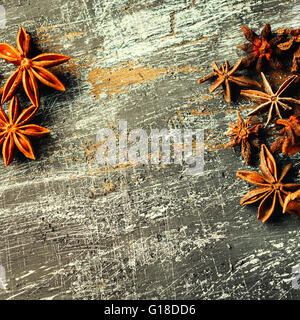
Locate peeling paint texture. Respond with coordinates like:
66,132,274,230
0,0,299,300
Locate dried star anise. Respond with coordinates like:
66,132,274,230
241,72,300,126
270,115,300,155
226,111,263,165
0,96,50,166
237,24,283,72
198,59,261,103
236,144,300,223
277,28,300,72
0,26,70,107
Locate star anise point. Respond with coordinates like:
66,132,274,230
0,96,50,166
198,59,260,103
238,24,284,72
241,72,300,126
0,26,70,107
226,111,263,165
237,144,300,222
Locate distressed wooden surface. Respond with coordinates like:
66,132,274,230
0,0,299,300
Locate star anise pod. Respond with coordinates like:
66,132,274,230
277,28,300,72
237,24,283,72
198,59,261,104
0,26,70,107
270,115,300,155
0,96,50,166
241,72,300,126
226,111,263,165
236,144,300,223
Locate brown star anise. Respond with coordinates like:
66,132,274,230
270,115,300,155
237,24,283,72
226,111,263,165
236,144,300,223
241,72,300,126
198,59,261,104
0,26,70,107
277,28,300,72
0,96,50,166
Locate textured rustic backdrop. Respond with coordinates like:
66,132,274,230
0,0,299,300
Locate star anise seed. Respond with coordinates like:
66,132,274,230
0,96,50,166
198,59,261,104
0,26,70,107
241,72,300,126
236,144,300,223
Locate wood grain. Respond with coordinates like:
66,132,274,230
0,0,299,300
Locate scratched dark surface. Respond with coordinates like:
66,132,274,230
0,0,299,300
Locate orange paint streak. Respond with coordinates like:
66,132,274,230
88,62,202,99
190,105,253,116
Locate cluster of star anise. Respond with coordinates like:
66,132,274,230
0,26,70,166
198,24,300,223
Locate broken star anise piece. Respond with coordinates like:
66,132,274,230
0,96,50,166
238,23,283,72
226,111,263,165
236,144,300,223
270,115,300,155
0,26,70,107
277,28,300,72
198,59,261,104
241,72,300,126
283,189,300,217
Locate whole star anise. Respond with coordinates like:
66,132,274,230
237,24,283,72
236,144,300,223
198,59,261,104
277,28,300,72
270,115,300,155
0,26,70,107
0,96,50,166
241,72,300,126
226,111,263,165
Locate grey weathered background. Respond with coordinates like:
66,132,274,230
0,0,299,300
